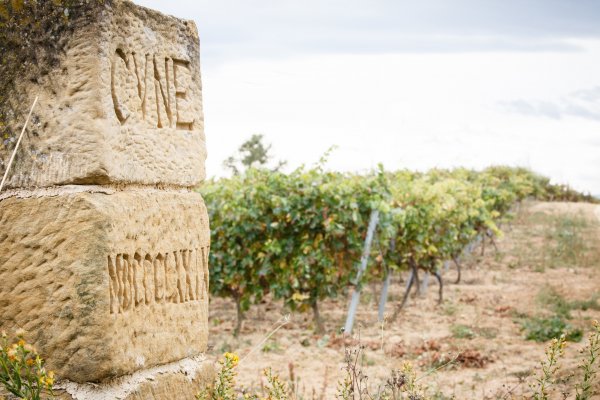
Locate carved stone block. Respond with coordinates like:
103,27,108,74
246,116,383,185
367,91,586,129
0,189,210,383
0,0,206,188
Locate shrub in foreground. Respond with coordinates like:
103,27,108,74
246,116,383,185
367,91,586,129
199,321,600,400
0,330,54,400
1,321,597,399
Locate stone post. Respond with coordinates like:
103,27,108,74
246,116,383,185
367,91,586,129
0,1,213,398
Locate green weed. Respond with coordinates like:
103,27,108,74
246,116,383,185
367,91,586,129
442,301,459,316
451,324,475,340
262,340,283,353
537,287,575,318
571,296,600,312
476,327,499,339
547,214,588,268
450,324,497,340
537,286,600,318
521,315,583,343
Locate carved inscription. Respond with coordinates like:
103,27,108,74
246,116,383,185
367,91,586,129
108,247,209,314
111,49,195,130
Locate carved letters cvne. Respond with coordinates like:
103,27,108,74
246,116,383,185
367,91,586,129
107,247,209,314
111,49,195,130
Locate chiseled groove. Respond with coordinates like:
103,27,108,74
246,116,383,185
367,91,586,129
107,247,210,315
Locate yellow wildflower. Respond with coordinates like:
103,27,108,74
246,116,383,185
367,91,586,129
223,352,239,367
43,371,54,386
7,345,18,359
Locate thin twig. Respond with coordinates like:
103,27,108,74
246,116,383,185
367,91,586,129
240,314,290,363
416,353,459,381
0,96,38,192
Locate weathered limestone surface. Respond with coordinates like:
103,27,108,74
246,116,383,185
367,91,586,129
0,355,214,400
0,0,206,188
0,188,210,383
0,1,214,396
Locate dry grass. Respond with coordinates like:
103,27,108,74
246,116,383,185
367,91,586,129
207,201,600,399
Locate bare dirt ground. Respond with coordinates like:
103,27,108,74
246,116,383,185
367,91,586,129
207,201,600,399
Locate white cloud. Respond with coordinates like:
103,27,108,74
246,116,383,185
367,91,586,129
135,1,600,195
202,43,600,194
500,86,600,121
137,0,600,64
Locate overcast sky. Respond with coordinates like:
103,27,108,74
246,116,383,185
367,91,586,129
137,0,600,195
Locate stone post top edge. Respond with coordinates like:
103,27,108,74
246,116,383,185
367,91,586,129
118,0,199,29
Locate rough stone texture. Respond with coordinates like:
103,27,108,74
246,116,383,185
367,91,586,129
53,356,215,400
0,188,210,383
0,0,206,188
0,355,214,400
0,1,214,394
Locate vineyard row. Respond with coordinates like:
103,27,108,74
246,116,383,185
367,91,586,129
200,165,596,334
